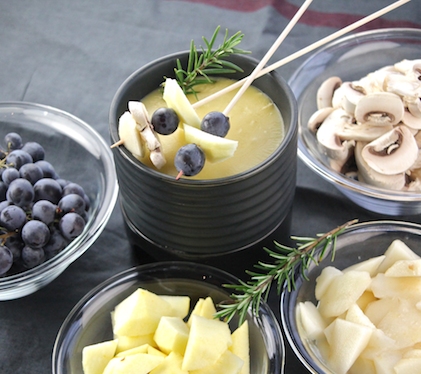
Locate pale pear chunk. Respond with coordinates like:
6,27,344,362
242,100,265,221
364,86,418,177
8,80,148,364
372,350,403,374
324,318,373,374
114,333,156,353
370,273,421,300
82,339,118,374
393,357,421,373
360,328,397,360
297,301,328,340
356,291,377,311
116,111,145,158
318,270,372,318
384,259,421,277
349,356,376,374
343,255,385,277
377,298,421,349
364,297,395,326
160,295,190,319
315,266,343,300
115,343,149,358
345,303,376,329
376,239,420,274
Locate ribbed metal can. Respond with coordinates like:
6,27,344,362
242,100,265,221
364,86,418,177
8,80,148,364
109,52,297,259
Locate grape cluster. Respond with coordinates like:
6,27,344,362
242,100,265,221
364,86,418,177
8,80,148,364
0,132,90,277
151,108,230,178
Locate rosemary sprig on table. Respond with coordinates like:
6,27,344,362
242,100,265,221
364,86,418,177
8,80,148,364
216,219,359,325
174,25,250,96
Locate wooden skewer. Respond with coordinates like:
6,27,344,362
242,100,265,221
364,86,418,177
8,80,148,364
193,0,411,110
222,0,314,116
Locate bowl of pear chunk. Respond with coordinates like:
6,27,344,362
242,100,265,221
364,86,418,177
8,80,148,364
280,220,421,374
52,262,285,374
291,27,421,215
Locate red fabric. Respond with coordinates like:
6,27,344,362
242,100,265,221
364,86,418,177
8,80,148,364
180,0,420,30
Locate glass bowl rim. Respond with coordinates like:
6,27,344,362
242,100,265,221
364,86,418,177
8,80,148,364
291,27,421,203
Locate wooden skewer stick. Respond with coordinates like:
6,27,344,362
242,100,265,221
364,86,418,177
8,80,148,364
193,0,411,110
222,0,313,116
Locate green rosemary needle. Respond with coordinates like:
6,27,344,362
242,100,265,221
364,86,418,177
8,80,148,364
174,25,250,96
215,219,359,325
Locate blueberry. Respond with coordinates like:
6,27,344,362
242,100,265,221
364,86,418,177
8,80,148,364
151,107,179,135
174,144,206,178
201,111,230,137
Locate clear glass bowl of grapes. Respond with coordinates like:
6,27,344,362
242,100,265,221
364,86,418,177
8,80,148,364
52,261,285,374
0,101,118,300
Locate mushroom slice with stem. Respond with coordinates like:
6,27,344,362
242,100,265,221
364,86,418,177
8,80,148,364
407,97,421,119
317,76,342,109
384,73,420,99
307,107,334,133
402,110,421,130
337,122,393,142
354,92,404,127
352,66,395,95
316,108,355,167
339,82,365,115
361,125,418,175
355,141,406,191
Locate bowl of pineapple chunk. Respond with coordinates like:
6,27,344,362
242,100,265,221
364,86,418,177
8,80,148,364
53,261,285,374
280,220,421,374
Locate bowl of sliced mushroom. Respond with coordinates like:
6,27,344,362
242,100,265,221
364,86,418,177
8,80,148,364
290,28,421,215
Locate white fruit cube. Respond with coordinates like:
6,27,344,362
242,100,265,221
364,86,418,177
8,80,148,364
160,295,190,319
356,291,377,311
345,303,375,328
370,273,421,300
372,350,403,374
297,301,327,340
182,314,232,371
150,352,188,374
348,356,376,374
229,321,250,374
318,270,371,318
376,239,420,274
103,353,164,374
82,339,118,374
114,333,156,353
384,259,421,277
343,255,385,277
315,266,343,300
113,288,172,336
364,297,395,326
189,349,244,374
324,318,373,374
154,316,190,355
360,328,396,360
115,343,148,358
394,357,421,374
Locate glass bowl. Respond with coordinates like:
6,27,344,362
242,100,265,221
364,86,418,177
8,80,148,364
52,261,285,374
290,28,421,216
0,102,118,300
280,220,421,373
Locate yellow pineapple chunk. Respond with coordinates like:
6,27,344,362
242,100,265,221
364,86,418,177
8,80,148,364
182,314,232,371
160,295,190,319
82,339,118,374
113,288,172,336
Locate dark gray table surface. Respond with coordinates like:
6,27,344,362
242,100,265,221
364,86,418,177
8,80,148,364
1,1,421,373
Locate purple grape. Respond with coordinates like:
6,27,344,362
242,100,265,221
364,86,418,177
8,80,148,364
62,182,85,198
34,178,62,204
174,144,206,178
0,205,27,231
201,111,230,137
44,228,68,259
21,220,50,248
19,163,44,185
2,167,20,186
6,178,34,207
4,132,23,151
58,193,86,216
32,200,57,225
21,142,45,162
59,212,85,240
0,246,13,275
35,160,59,179
151,107,179,135
6,149,33,170
21,246,45,269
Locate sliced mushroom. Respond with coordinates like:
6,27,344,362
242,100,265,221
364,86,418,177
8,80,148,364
354,92,404,127
307,107,335,133
352,66,395,95
317,76,342,109
402,109,421,130
361,125,418,175
406,167,421,192
355,141,406,190
316,108,355,164
407,97,421,118
384,73,420,99
337,122,393,142
394,59,421,80
339,82,365,114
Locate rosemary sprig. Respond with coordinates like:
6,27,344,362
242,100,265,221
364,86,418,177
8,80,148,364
174,26,250,96
215,219,359,325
